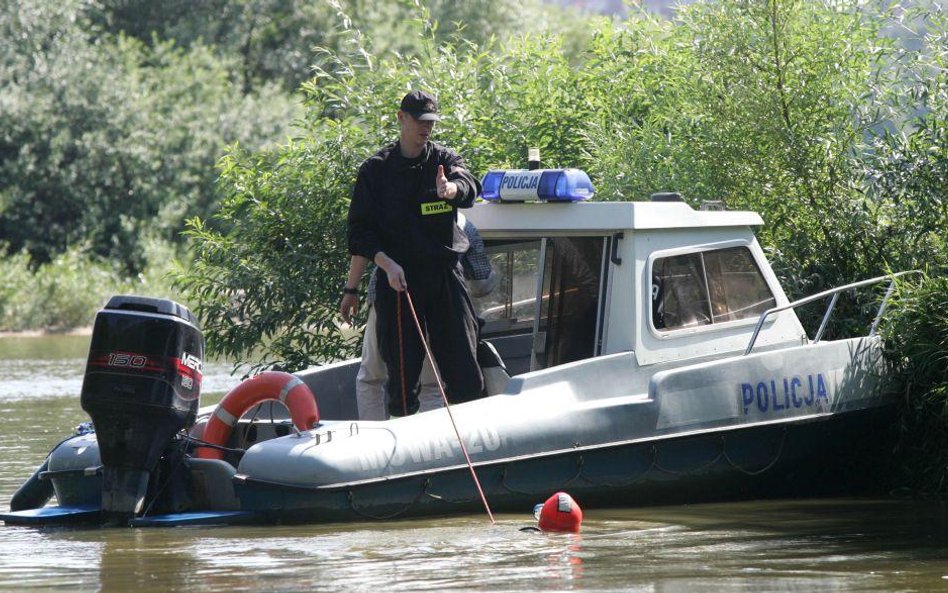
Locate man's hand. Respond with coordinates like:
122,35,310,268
375,252,407,292
340,255,369,324
436,164,458,201
385,262,407,291
340,292,360,324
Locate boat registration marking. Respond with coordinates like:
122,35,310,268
358,427,503,472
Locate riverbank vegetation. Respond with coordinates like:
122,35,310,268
3,1,947,495
879,273,948,498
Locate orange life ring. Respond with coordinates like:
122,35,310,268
196,371,320,460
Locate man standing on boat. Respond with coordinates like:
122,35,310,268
340,213,496,420
346,90,484,417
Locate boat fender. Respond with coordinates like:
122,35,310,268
196,371,319,460
536,491,583,533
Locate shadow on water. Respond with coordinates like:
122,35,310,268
617,497,948,552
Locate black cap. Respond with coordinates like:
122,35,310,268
400,90,440,121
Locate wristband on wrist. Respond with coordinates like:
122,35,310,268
342,287,359,296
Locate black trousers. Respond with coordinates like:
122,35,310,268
375,262,483,417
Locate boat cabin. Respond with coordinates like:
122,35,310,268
466,198,806,375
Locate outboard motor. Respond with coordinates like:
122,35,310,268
80,295,203,521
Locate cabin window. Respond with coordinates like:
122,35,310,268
473,236,606,372
473,239,543,336
651,246,775,331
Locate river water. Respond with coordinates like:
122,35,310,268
1,335,946,592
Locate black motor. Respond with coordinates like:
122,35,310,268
80,295,204,519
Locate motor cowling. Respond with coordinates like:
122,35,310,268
80,295,204,519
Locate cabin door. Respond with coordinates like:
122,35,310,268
472,235,609,375
532,236,607,370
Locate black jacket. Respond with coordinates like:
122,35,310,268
347,141,481,269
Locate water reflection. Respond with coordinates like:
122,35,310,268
2,500,948,592
0,334,241,402
0,334,92,361
37,520,598,593
97,530,201,592
541,534,584,584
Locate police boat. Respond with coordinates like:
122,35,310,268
1,168,907,527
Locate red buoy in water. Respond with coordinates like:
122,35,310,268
537,492,583,533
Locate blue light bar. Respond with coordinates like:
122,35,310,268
480,169,595,202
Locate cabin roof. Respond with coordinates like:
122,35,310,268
466,201,763,234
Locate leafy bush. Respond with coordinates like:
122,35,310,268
0,247,119,332
863,10,948,276
0,0,298,274
85,0,594,93
0,237,188,333
879,270,948,498
582,3,899,294
176,127,366,373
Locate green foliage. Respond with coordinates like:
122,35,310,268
178,2,602,370
879,271,948,498
175,127,367,372
852,11,948,355
583,2,897,292
86,0,344,92
578,1,948,337
863,10,948,274
0,246,118,332
1,0,593,302
85,0,592,93
0,0,297,274
0,237,190,332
